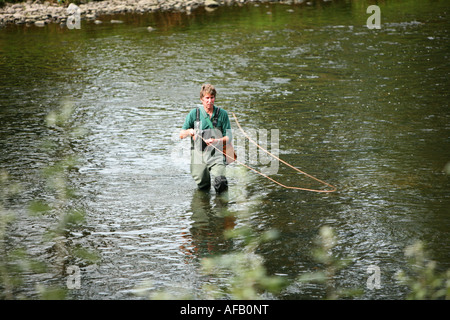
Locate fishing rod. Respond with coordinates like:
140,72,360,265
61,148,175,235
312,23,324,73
196,112,337,193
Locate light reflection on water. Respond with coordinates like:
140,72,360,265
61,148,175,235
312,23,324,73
0,1,449,299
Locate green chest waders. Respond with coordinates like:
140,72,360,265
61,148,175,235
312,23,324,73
191,107,228,193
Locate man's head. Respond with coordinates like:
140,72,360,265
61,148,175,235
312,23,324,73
200,84,216,110
200,84,216,100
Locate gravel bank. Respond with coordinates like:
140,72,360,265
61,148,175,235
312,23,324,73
0,0,273,27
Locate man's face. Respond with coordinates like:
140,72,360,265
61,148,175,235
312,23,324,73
201,94,215,110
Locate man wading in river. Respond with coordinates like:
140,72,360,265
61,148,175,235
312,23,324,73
179,84,232,193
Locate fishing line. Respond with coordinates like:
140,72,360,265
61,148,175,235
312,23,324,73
196,112,337,193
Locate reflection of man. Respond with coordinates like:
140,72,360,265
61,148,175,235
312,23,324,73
179,84,232,193
180,190,235,261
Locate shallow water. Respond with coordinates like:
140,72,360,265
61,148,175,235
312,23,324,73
0,0,449,299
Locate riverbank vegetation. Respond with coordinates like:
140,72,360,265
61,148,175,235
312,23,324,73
0,100,99,299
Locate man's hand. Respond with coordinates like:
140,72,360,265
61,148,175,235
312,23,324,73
205,137,228,146
205,138,217,146
180,129,195,139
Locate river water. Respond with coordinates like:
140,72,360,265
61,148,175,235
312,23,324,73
0,0,449,300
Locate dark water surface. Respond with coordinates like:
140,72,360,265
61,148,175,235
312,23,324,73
1,0,449,299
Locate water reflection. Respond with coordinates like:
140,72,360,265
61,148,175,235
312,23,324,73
181,190,236,263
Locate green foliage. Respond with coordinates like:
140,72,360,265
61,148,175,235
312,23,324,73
36,285,68,300
200,226,286,299
144,223,449,300
396,241,450,300
444,162,450,175
0,171,53,299
0,99,97,299
297,225,360,300
142,225,287,300
0,171,21,299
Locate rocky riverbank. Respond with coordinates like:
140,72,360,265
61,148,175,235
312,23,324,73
0,0,267,27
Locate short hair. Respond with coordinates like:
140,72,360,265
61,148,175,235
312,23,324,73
200,84,217,99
